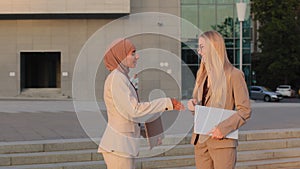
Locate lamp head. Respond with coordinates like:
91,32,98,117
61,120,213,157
236,2,247,22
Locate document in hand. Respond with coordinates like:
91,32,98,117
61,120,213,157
144,117,164,149
194,105,238,139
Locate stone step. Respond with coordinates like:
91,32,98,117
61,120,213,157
0,138,98,154
140,155,195,169
237,147,300,162
152,156,300,169
238,128,300,141
0,135,191,154
1,144,299,166
1,128,300,154
1,153,300,169
0,160,106,169
236,157,300,169
1,128,300,168
0,149,100,166
18,88,71,99
238,138,300,151
0,155,195,169
2,136,300,156
163,167,195,169
0,144,193,166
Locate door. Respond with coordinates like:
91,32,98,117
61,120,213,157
21,52,61,90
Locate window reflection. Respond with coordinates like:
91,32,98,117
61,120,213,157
181,0,252,96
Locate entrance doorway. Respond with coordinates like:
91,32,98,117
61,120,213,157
21,52,61,90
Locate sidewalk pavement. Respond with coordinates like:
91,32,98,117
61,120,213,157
0,99,299,142
0,100,87,142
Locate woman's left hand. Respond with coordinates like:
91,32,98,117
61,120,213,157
209,127,224,139
187,99,197,112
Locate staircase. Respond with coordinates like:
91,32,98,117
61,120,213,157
18,88,71,99
0,128,300,169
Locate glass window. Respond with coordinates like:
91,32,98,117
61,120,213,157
216,5,234,27
199,0,215,4
182,49,199,65
226,48,234,64
181,65,199,99
251,87,260,92
243,49,251,64
235,38,250,48
181,0,252,88
182,0,198,4
181,5,198,26
217,0,234,4
224,38,234,48
181,5,198,38
234,0,250,3
234,49,240,65
243,65,252,85
243,38,251,48
215,5,234,37
235,38,240,48
242,21,251,38
234,49,251,65
199,5,216,32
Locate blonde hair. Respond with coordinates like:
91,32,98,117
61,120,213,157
193,31,232,108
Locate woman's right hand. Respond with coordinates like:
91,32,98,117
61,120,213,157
171,98,185,111
187,99,197,112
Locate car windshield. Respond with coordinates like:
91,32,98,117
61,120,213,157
279,86,290,89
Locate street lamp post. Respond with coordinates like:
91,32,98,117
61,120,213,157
236,1,247,71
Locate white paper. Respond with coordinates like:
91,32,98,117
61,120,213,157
194,105,238,139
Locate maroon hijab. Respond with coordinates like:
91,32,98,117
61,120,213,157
104,38,135,71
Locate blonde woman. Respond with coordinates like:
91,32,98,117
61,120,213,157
98,38,184,169
187,31,251,169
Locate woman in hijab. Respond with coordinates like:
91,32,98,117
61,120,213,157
187,31,251,169
98,38,184,169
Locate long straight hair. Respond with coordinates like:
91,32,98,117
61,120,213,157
193,31,232,108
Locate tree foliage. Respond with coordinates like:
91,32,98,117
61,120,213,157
251,0,300,89
212,17,238,38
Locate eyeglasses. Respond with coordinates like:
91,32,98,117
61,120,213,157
131,51,136,57
197,46,204,53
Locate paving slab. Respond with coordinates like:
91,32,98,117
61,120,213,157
0,100,299,142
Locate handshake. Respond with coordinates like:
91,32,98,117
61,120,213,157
170,98,185,111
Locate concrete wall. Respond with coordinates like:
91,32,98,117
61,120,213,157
0,0,181,100
0,0,130,14
0,19,111,97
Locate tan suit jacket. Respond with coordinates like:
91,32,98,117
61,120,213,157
191,67,251,148
98,69,173,156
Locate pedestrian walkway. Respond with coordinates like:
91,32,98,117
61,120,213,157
0,100,86,142
0,99,299,142
0,100,74,113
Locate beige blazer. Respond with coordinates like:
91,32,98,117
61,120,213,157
191,67,252,147
98,69,173,156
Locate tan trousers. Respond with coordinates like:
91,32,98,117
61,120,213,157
102,152,136,169
194,140,236,169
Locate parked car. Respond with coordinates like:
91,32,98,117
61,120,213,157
276,85,296,97
250,86,283,102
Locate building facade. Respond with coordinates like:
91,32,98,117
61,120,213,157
181,0,252,98
0,0,251,100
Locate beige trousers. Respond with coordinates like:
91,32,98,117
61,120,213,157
102,152,136,169
194,140,236,169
